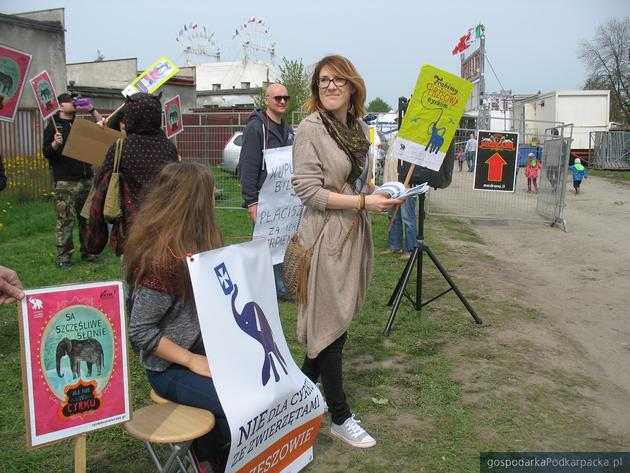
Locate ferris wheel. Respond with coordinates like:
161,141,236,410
232,17,276,63
176,22,220,65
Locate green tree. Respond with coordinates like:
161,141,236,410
278,58,310,125
579,17,630,126
253,58,310,124
367,97,391,113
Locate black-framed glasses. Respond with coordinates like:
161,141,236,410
317,76,348,89
266,95,290,103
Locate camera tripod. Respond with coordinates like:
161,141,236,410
383,193,483,336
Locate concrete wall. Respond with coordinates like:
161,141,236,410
67,58,137,90
0,9,67,109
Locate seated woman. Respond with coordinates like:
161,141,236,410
126,162,229,471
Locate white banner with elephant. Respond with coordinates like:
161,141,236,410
18,281,130,447
187,239,324,473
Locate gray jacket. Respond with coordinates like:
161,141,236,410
128,285,204,372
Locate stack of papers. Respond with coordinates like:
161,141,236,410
374,181,430,200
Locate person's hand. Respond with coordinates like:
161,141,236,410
0,266,25,304
247,204,257,223
365,193,404,213
187,354,212,378
51,131,63,150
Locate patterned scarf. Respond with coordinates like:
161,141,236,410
320,111,370,191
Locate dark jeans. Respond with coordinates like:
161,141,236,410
301,332,351,425
147,365,231,460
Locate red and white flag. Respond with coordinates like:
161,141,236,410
451,25,484,55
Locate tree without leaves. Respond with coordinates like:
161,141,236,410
578,17,630,126
367,97,391,113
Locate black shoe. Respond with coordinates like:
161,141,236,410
59,260,73,270
81,254,104,264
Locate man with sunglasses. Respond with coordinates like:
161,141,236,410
240,82,295,301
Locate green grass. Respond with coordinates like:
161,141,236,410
589,169,630,182
0,202,622,472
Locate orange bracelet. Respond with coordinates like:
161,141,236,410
357,194,365,211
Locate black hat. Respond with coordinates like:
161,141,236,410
57,93,73,104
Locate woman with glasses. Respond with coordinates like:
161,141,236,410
291,55,402,448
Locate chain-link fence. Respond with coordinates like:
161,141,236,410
173,124,245,209
413,120,572,228
1,110,571,229
589,131,630,169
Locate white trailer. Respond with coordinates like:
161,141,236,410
513,90,610,150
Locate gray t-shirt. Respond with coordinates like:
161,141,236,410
128,285,204,372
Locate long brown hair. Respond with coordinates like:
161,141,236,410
306,55,367,118
124,162,223,302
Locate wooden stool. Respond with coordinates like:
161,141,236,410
125,402,215,473
150,389,170,404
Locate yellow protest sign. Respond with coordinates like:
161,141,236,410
122,56,179,97
393,64,472,171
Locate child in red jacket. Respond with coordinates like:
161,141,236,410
524,153,542,192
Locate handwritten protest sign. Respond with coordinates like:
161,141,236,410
164,95,183,139
122,56,179,97
18,281,130,447
253,146,303,265
29,70,59,121
392,64,472,171
187,239,324,473
0,45,32,122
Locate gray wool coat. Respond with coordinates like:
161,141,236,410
291,112,373,358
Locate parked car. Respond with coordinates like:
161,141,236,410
221,131,244,174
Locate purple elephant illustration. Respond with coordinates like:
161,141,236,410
231,284,288,385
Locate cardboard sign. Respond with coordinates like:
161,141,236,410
392,64,473,171
473,130,519,192
253,146,303,265
0,45,33,123
122,56,179,97
18,281,130,447
164,95,183,138
187,239,324,473
29,70,59,121
63,117,124,166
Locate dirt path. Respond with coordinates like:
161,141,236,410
466,176,630,437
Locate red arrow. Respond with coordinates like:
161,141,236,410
485,152,507,182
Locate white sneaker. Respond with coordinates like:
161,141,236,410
330,415,376,448
316,382,328,412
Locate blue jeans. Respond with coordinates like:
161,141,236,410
147,365,231,460
388,198,417,253
273,263,288,297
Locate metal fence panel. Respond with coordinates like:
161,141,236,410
175,124,245,209
589,131,630,169
0,109,51,203
422,122,570,227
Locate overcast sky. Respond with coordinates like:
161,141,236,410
3,0,628,109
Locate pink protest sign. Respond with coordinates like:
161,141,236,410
164,95,183,138
0,45,33,123
29,70,59,121
18,281,130,447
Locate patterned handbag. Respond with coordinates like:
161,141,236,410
283,212,331,304
103,139,123,223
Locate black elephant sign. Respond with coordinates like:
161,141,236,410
0,45,32,123
18,281,129,447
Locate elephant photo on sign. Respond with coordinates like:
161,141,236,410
56,337,105,379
